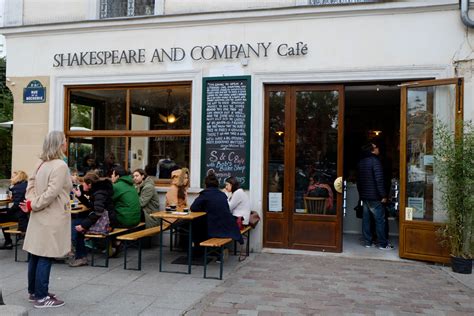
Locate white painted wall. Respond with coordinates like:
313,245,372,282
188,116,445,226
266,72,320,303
10,0,463,26
23,0,87,25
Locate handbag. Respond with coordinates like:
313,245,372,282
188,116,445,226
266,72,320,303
354,200,363,219
248,211,261,228
87,210,110,235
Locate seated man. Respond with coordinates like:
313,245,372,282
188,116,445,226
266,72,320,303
190,172,243,254
110,166,141,228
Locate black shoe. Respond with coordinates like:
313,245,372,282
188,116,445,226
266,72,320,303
0,241,13,250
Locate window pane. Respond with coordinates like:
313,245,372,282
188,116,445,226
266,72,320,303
406,84,456,222
150,136,190,179
68,137,126,177
134,0,154,15
70,89,126,131
130,86,191,131
267,91,285,213
100,0,127,18
100,0,154,18
295,90,339,215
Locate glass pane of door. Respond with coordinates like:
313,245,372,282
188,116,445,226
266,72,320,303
405,84,456,222
267,91,285,213
294,90,339,215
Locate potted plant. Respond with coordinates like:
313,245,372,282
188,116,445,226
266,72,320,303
434,119,473,274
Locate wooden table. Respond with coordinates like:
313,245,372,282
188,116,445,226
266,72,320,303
69,204,89,215
151,211,206,274
0,199,12,207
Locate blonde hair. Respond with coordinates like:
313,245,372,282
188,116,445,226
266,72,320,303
40,131,66,161
11,170,28,185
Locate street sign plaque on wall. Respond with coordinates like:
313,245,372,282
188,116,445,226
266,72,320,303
23,80,46,103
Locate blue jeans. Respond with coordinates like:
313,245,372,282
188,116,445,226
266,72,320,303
28,254,52,299
72,218,87,259
362,200,388,247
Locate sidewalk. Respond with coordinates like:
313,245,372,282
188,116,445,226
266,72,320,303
1,244,473,315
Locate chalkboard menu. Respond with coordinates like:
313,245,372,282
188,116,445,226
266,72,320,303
201,76,251,189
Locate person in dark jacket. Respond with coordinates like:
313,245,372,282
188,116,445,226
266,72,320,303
357,143,393,250
70,171,116,267
190,173,243,251
0,170,29,249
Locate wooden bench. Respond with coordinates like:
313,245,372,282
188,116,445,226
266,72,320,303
0,221,18,229
3,228,27,262
234,226,252,260
117,222,171,270
200,237,233,280
84,222,145,268
199,225,255,280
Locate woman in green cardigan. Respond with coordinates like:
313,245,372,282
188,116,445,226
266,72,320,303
133,168,160,228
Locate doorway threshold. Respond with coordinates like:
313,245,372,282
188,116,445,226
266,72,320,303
262,234,411,263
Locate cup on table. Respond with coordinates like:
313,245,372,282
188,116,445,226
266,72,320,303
183,208,189,213
165,206,172,212
170,204,177,211
0,193,8,200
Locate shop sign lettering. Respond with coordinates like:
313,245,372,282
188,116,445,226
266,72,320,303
52,41,308,67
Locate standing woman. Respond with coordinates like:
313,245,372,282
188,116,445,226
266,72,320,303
224,176,251,228
20,131,72,309
132,168,160,228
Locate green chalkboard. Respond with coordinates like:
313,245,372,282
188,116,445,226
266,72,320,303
201,76,251,189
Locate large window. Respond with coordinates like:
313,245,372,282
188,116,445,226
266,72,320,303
100,0,155,19
66,83,191,184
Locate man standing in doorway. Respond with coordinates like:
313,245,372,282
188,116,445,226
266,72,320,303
357,143,394,250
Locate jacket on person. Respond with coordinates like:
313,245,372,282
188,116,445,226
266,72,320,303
136,176,160,228
23,159,72,258
112,175,141,227
77,178,115,230
357,153,387,201
8,181,29,231
191,187,243,243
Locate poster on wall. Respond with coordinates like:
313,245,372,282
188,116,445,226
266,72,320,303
201,76,251,189
408,197,424,219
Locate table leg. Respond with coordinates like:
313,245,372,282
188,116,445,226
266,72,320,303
187,221,192,274
159,219,163,272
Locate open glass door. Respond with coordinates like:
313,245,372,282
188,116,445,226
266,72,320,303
399,78,463,263
263,85,344,252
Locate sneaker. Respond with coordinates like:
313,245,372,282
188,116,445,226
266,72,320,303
69,257,88,267
363,243,375,248
29,292,56,302
34,296,65,309
378,245,395,250
0,241,13,250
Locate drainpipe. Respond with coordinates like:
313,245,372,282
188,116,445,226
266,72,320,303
461,0,474,28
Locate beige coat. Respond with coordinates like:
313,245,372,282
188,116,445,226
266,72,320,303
23,159,72,258
165,185,188,210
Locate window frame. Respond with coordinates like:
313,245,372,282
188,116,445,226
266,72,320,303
64,81,192,186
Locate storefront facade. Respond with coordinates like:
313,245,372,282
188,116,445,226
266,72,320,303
2,1,473,263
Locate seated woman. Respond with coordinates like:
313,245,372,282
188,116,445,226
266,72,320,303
70,171,116,267
306,176,334,211
165,168,189,209
190,172,243,250
224,176,251,229
132,168,160,228
0,170,29,249
111,166,141,228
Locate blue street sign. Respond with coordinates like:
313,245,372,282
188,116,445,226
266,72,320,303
23,80,46,103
